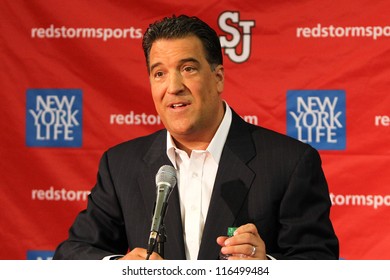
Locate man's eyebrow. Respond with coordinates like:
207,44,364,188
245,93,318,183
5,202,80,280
150,57,200,73
150,62,162,73
179,57,200,65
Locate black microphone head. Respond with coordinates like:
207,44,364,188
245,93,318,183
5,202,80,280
155,165,177,188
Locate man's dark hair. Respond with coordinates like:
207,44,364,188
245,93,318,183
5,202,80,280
142,15,223,72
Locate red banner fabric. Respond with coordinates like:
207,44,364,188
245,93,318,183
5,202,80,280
1,0,389,259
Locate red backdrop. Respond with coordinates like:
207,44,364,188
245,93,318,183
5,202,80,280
1,0,389,259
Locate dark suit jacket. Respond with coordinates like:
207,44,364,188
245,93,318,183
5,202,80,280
54,110,339,260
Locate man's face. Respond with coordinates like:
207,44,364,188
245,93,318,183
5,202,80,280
148,36,224,144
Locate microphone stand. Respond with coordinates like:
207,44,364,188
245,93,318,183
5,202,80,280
156,224,166,258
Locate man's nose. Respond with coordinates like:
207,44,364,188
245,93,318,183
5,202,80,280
166,72,184,95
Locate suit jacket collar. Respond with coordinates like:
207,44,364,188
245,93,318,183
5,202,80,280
198,110,256,259
140,130,186,260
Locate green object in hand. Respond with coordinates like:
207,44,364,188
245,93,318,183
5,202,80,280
227,227,238,237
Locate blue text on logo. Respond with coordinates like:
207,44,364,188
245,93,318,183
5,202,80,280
26,89,82,147
27,250,54,260
287,90,346,150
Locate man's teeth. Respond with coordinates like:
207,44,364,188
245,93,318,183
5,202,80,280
172,103,185,108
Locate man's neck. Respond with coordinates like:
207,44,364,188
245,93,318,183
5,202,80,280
171,137,210,156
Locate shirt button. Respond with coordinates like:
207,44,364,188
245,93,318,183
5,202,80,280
192,173,198,178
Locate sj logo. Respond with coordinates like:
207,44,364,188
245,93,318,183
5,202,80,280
218,11,255,63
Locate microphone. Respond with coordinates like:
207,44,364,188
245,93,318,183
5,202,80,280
146,165,177,259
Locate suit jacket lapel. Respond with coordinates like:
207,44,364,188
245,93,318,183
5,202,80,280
198,111,256,259
140,130,186,260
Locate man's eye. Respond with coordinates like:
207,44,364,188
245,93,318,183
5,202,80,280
154,71,164,78
183,66,195,72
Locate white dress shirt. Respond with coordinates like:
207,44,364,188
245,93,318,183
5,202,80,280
166,102,232,260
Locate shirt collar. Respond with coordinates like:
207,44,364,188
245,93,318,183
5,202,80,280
166,101,232,168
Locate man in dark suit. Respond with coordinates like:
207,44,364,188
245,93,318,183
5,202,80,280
53,15,339,260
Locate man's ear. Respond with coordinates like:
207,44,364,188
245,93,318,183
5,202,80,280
214,65,224,93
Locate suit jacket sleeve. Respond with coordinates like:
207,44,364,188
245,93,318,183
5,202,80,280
53,151,129,259
270,146,339,259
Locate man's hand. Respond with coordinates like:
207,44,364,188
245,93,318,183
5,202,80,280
216,223,267,260
117,248,164,260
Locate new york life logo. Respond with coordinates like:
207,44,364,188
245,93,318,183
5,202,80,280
27,250,54,260
287,90,346,150
26,89,82,147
